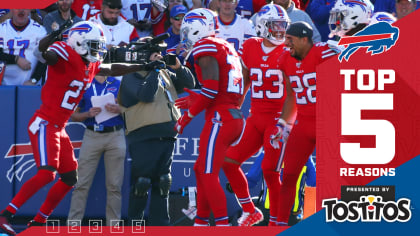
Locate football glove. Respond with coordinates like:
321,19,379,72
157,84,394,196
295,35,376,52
268,119,286,149
175,88,200,110
174,111,193,134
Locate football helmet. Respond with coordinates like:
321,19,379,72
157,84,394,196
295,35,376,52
369,12,397,25
255,3,290,45
328,0,374,37
180,8,218,51
67,21,107,63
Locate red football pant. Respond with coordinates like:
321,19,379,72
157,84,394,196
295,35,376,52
224,112,285,217
194,111,244,226
5,115,77,219
277,114,315,223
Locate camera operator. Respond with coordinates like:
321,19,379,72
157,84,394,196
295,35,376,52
118,36,195,225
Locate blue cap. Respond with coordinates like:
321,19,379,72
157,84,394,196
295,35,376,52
170,5,188,18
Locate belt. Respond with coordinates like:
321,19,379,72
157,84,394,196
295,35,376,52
86,124,123,133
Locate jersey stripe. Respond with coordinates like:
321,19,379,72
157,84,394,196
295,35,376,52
193,48,218,56
50,45,69,61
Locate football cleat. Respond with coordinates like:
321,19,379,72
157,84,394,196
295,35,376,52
0,215,16,236
237,208,264,226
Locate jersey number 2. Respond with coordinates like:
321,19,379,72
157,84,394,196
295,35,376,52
61,80,85,110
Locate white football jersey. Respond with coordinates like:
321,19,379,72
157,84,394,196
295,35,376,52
89,13,138,46
121,0,153,22
217,14,256,52
0,19,47,85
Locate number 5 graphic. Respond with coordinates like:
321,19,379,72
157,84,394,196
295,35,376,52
340,93,395,164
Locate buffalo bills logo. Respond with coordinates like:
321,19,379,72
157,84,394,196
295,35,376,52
337,22,399,61
258,6,270,16
373,13,395,23
69,23,93,37
343,0,368,12
184,13,207,26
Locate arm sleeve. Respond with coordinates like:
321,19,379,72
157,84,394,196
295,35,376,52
169,66,196,94
48,41,70,61
0,48,17,64
120,71,160,107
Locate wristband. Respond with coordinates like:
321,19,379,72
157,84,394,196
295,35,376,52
277,118,286,128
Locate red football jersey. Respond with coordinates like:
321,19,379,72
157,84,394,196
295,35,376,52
240,37,286,113
36,41,100,126
192,37,244,111
280,42,337,117
72,0,103,20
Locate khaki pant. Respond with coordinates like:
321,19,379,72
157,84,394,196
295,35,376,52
68,128,126,226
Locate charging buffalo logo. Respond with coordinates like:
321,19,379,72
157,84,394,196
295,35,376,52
337,22,399,61
322,186,411,222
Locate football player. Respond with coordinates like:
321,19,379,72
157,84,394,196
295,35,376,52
222,3,295,226
328,0,374,38
0,21,152,235
273,21,337,226
174,8,245,226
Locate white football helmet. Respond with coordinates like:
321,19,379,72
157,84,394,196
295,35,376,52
255,4,290,45
67,21,107,63
328,0,374,37
180,8,218,51
369,12,397,25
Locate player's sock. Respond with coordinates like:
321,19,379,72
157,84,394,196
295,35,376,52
34,179,73,223
223,162,255,213
198,173,228,225
263,170,281,221
194,216,209,226
276,173,300,224
214,216,229,226
268,215,277,226
195,174,211,225
6,169,56,214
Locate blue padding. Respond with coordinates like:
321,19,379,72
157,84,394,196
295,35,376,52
0,86,16,209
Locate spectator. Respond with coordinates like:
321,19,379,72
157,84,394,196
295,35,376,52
305,0,336,41
89,0,140,81
72,0,103,20
119,37,195,225
43,0,83,34
164,5,187,50
89,0,139,49
121,0,154,37
396,0,416,19
272,0,321,42
235,0,267,19
68,75,126,226
151,0,188,36
216,0,256,51
0,9,47,85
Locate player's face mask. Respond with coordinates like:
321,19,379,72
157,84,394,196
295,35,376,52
267,20,289,45
329,10,348,37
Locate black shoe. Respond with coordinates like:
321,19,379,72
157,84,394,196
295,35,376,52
27,220,46,228
0,215,16,236
225,182,234,193
288,211,303,226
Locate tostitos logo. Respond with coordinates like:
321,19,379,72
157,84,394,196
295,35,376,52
322,186,412,223
322,196,411,222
